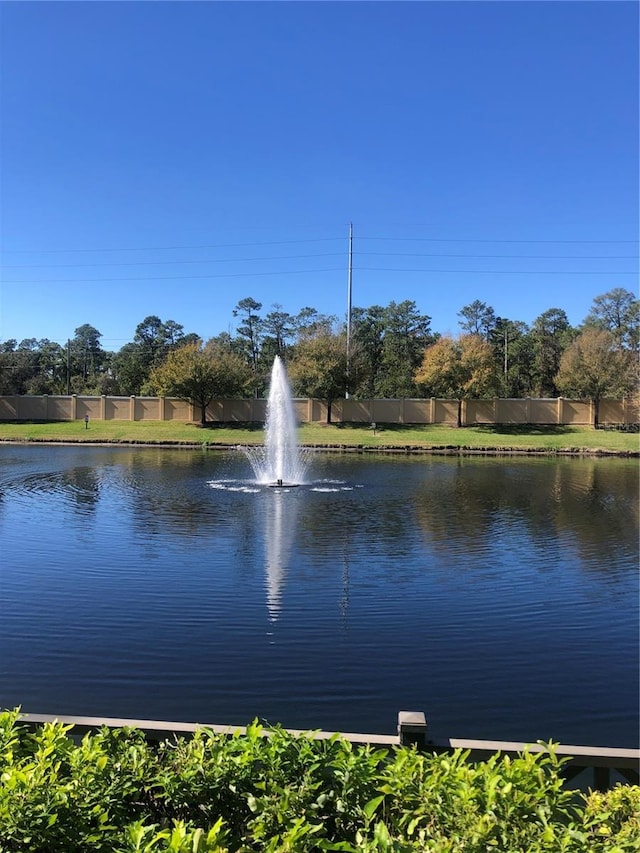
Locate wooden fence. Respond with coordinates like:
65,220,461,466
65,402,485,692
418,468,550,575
1,394,638,426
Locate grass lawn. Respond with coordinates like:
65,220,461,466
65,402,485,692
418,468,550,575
0,419,638,454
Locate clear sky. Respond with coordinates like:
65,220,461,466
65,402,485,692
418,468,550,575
1,0,638,352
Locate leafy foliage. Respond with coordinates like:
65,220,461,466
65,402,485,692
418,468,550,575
457,300,497,340
1,288,639,403
583,287,640,353
556,328,638,425
530,308,574,397
0,711,637,853
414,334,498,425
287,330,349,422
147,341,253,424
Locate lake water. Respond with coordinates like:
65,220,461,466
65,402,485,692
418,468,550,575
0,444,637,748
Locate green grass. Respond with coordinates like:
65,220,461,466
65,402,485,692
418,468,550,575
0,418,638,453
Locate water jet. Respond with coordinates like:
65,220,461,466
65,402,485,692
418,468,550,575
240,356,310,486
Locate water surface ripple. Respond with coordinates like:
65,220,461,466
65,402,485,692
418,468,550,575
0,445,637,747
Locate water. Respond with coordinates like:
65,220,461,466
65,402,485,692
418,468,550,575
240,356,310,485
0,444,638,748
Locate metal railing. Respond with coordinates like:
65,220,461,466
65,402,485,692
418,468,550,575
18,710,639,792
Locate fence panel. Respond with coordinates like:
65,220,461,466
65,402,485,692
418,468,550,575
562,399,592,425
0,397,18,419
433,399,459,425
529,399,558,424
134,397,161,421
48,396,73,419
0,395,636,426
369,399,402,424
16,397,48,419
105,397,132,420
599,399,639,425
342,399,372,423
164,398,191,421
466,400,495,424
76,397,102,420
495,399,527,424
221,400,252,422
404,399,432,424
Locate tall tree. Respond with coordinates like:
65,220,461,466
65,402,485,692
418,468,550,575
0,339,58,395
134,315,187,367
258,304,296,382
351,305,386,398
378,300,434,398
262,304,295,357
148,340,253,424
293,307,336,339
71,324,104,385
31,339,67,394
458,300,497,340
112,343,150,396
489,318,534,397
232,297,263,370
414,334,498,426
583,288,640,353
113,316,191,395
288,330,349,424
530,308,574,397
555,328,637,427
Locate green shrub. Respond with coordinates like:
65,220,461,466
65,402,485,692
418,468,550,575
0,710,637,852
580,785,640,852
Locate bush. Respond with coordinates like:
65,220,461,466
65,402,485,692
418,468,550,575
0,710,637,852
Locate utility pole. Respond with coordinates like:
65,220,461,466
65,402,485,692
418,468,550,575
66,339,71,395
504,327,508,377
346,221,353,398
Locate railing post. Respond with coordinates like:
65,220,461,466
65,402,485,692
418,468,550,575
398,711,428,749
594,766,610,792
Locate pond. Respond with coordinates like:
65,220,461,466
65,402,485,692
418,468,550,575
0,444,637,748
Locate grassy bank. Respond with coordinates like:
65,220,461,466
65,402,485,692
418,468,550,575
0,419,638,453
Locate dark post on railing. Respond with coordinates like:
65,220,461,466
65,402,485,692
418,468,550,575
398,710,428,748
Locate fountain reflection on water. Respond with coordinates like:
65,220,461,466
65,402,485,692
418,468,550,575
240,356,311,486
264,490,299,621
228,357,357,619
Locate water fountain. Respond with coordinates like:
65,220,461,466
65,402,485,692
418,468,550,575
240,356,310,486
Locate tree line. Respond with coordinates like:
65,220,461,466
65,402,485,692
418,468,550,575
1,288,637,425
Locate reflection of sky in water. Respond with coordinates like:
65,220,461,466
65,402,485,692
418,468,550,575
0,445,638,746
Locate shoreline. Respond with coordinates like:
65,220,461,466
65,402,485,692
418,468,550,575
0,437,637,457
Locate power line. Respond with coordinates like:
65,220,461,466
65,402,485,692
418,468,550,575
0,252,346,270
356,267,637,275
2,268,346,284
3,267,635,285
357,252,637,260
358,235,639,244
0,237,344,255
2,251,636,270
1,234,637,256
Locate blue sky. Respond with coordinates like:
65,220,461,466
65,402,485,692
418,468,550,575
1,1,638,352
